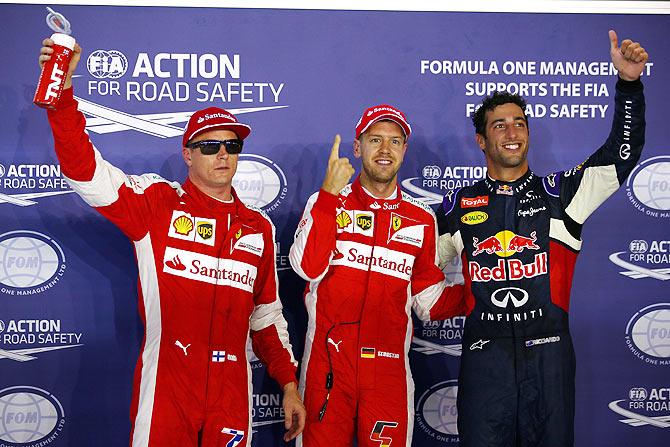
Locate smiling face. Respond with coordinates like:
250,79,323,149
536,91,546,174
182,129,239,198
353,120,408,195
476,102,530,181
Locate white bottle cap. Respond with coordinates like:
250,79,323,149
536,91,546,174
50,33,76,51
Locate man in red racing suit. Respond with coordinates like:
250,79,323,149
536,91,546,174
39,37,304,446
289,105,465,446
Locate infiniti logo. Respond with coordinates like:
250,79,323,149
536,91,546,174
491,287,529,308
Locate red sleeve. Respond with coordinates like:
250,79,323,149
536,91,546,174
288,189,339,281
411,209,467,321
46,87,174,241
250,215,298,387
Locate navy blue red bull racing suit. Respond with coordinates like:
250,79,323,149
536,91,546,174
436,78,645,447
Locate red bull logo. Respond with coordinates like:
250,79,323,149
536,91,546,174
497,184,514,195
508,231,539,252
472,230,540,257
469,252,548,282
472,236,503,256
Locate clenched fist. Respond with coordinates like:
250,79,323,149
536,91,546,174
39,37,82,90
321,135,355,195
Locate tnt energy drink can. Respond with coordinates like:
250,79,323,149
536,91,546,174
33,32,75,109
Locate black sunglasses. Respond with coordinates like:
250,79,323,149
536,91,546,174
185,139,244,155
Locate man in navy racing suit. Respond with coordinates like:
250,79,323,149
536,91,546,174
436,31,648,447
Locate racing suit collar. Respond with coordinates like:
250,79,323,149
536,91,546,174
484,169,535,196
351,176,403,210
181,178,246,216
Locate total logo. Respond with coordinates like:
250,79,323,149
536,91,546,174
609,386,670,429
0,163,73,207
0,231,66,296
400,165,487,206
625,155,670,219
0,319,83,362
472,230,539,257
0,386,66,446
415,380,459,444
624,303,670,366
232,155,287,213
609,239,670,281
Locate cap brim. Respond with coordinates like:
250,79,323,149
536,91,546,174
358,114,411,139
186,123,252,144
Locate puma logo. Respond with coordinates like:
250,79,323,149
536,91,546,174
328,338,343,353
175,340,191,356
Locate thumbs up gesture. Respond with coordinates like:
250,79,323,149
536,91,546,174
321,135,355,195
609,30,649,81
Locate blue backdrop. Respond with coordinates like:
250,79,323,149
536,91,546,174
0,4,668,446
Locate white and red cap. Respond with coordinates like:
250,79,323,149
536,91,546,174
355,104,412,140
182,107,251,146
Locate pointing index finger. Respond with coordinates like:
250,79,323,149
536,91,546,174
329,134,341,163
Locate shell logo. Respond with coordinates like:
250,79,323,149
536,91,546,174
173,215,194,236
336,211,352,229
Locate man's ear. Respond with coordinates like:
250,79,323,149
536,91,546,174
182,147,192,167
475,133,486,152
353,138,362,159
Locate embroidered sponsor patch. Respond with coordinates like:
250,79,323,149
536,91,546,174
361,347,376,358
232,232,264,256
168,211,216,246
525,335,561,347
163,247,256,292
330,241,415,281
461,195,488,208
387,212,425,247
461,211,488,225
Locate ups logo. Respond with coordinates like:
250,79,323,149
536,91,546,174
356,215,372,231
197,223,213,240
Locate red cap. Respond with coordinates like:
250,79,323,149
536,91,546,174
355,104,412,140
182,107,251,146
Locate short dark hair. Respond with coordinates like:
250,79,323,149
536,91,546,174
472,91,528,137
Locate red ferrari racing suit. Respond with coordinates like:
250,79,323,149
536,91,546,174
47,88,297,447
289,178,465,447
